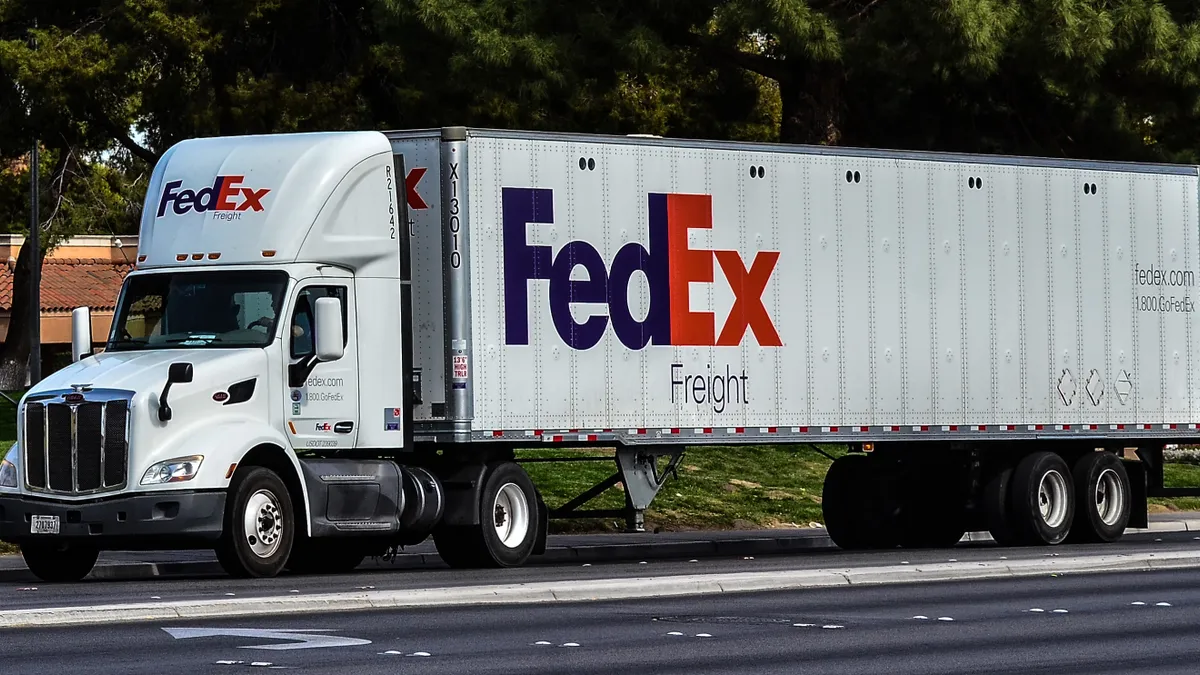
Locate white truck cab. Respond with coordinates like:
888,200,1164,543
0,131,522,580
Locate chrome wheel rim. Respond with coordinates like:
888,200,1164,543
244,489,284,559
492,483,530,549
1095,467,1126,527
1038,469,1070,529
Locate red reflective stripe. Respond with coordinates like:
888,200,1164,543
492,430,504,438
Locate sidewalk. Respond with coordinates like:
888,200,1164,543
2,511,1198,583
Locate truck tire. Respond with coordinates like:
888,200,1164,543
216,466,295,578
1009,451,1075,545
896,464,966,548
823,454,895,550
1068,452,1131,543
20,541,99,583
434,461,540,568
983,467,1019,547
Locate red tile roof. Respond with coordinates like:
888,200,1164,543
0,258,133,312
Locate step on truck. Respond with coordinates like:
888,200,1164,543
1,127,1199,581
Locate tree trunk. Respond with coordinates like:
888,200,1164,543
0,147,78,390
0,238,45,390
778,62,846,146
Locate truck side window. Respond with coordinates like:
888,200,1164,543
290,286,348,359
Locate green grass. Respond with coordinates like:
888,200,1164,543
1151,462,1200,513
519,445,845,534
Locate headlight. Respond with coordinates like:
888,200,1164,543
0,444,17,488
140,456,204,485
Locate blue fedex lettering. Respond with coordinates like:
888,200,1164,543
502,187,782,350
156,175,271,218
503,187,670,350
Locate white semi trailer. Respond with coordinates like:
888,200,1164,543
1,127,1197,581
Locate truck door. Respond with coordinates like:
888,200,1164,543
285,281,360,451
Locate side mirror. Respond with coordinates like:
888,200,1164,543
313,297,345,362
71,307,92,362
168,362,194,384
158,362,193,423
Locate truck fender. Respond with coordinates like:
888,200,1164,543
164,422,313,538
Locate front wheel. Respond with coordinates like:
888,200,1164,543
434,462,541,568
216,466,295,578
20,541,99,583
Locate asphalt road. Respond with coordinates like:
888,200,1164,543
4,566,1200,674
2,530,1199,612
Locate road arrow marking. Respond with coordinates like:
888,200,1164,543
162,627,371,650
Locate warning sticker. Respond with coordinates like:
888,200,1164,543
453,355,468,380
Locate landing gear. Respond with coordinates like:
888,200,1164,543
434,461,542,568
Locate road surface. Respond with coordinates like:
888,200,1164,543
2,529,1198,612
3,566,1198,674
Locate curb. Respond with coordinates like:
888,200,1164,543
5,549,1200,628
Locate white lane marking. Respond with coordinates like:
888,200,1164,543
1052,609,1068,614
912,616,929,620
533,641,553,645
1157,602,1173,607
695,633,713,638
937,617,954,622
162,628,370,650
380,651,402,655
1131,602,1146,606
793,623,815,627
250,663,273,667
666,632,684,636
215,661,244,665
408,651,432,657
561,642,581,647
821,625,844,630
1028,608,1045,613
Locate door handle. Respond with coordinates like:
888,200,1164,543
334,421,354,434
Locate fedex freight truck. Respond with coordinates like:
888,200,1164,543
1,127,1198,581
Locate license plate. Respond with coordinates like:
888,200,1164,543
30,515,60,535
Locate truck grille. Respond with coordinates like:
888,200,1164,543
23,392,131,495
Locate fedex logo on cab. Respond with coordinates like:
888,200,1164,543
156,175,271,222
503,188,782,350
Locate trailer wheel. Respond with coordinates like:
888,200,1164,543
215,466,295,578
1010,451,1075,545
823,454,894,550
434,461,540,568
1068,452,1131,543
20,541,99,583
983,467,1019,547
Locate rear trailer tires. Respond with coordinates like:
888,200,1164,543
983,467,1019,547
434,461,540,568
822,453,896,550
1069,452,1131,543
216,466,295,578
1009,451,1075,546
20,541,99,583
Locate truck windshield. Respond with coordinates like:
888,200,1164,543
107,270,290,351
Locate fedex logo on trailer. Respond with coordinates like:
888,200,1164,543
503,187,782,350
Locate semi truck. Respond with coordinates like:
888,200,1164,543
1,126,1198,581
